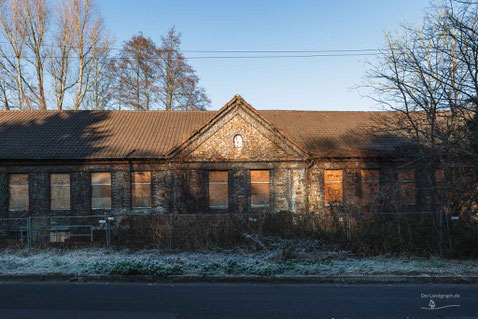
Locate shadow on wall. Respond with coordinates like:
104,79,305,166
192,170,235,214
0,112,112,159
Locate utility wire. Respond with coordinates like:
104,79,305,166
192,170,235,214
0,40,383,53
185,53,379,59
0,52,380,61
183,49,382,53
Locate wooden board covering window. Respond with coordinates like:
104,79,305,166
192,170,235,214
50,173,70,210
361,169,380,209
399,169,416,205
324,170,343,205
251,170,270,207
91,172,111,209
209,171,228,208
8,174,28,211
132,172,151,208
435,169,445,182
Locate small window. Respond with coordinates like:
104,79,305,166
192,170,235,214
361,169,380,209
435,169,445,182
324,170,343,205
91,172,111,209
209,171,228,209
50,173,70,210
399,169,416,205
132,172,151,208
251,170,270,207
8,174,29,211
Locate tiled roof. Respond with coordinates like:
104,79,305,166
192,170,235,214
259,110,403,156
0,109,405,160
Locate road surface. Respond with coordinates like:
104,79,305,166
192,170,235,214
0,282,476,318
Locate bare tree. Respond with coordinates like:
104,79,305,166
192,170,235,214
19,0,49,110
85,46,114,110
65,0,109,110
0,0,31,109
157,27,210,111
364,0,478,212
0,0,50,110
112,33,160,110
0,67,13,109
47,0,74,110
0,3,208,111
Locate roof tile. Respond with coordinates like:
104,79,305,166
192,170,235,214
0,109,404,160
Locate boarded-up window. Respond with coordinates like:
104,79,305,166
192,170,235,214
251,170,270,207
399,169,416,205
132,172,151,208
8,174,28,211
91,172,111,209
435,169,445,182
209,171,228,208
324,170,343,205
50,174,70,210
361,169,380,208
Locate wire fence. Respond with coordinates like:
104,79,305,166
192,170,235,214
0,211,477,256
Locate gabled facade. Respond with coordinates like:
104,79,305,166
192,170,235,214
0,95,436,217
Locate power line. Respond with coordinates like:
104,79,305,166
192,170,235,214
0,40,383,53
185,53,379,59
0,52,380,61
182,49,381,53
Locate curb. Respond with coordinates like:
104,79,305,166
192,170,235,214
0,274,477,284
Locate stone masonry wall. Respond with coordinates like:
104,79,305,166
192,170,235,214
188,115,294,161
0,157,430,216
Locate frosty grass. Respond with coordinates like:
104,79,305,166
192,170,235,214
0,248,476,277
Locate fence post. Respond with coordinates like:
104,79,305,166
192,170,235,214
105,218,110,247
169,214,173,250
346,213,351,242
438,210,443,255
445,210,453,250
26,216,31,249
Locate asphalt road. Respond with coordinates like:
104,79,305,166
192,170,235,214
0,282,476,319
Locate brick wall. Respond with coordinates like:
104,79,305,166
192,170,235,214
112,167,131,214
0,158,432,216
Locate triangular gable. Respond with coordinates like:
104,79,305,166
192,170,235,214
167,95,309,161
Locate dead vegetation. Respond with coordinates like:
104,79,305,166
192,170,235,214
109,212,478,258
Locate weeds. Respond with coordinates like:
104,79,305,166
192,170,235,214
108,212,478,258
92,260,183,277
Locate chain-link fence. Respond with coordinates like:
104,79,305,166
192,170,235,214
0,211,477,256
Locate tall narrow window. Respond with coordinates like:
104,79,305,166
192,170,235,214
132,171,151,208
208,171,228,209
361,169,380,209
8,174,28,211
50,173,70,210
250,170,270,207
324,170,343,205
91,172,111,209
399,169,416,205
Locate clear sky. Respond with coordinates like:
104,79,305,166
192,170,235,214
98,0,430,111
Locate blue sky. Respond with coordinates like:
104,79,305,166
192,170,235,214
99,0,430,111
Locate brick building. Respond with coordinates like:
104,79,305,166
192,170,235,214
0,95,432,217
